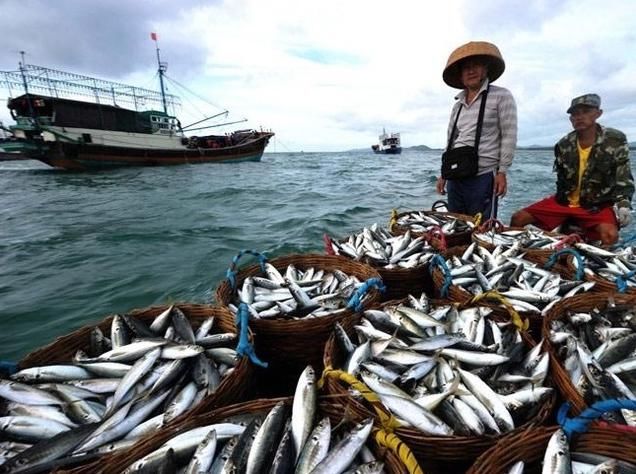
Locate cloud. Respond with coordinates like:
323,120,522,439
1,0,635,151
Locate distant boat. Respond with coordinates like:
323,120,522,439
0,43,273,170
371,129,401,155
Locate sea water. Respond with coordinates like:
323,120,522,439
1,149,634,360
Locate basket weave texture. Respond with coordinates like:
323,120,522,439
389,211,476,249
17,304,254,474
471,225,566,259
215,253,382,369
327,235,435,302
320,298,555,468
542,292,636,414
467,424,636,474
99,397,410,474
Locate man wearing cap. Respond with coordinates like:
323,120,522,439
436,41,517,219
510,93,633,246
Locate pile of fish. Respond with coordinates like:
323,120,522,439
333,293,552,437
227,263,373,320
437,242,595,314
123,366,383,474
0,306,242,473
570,242,636,290
328,224,437,269
472,226,567,251
548,303,636,425
392,211,475,236
506,428,636,473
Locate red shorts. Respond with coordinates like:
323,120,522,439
522,195,617,239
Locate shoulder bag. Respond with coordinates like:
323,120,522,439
441,87,489,180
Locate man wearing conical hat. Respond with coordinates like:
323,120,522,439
436,41,517,219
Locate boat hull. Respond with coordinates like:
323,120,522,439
24,133,274,170
373,147,402,155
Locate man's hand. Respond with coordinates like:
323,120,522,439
615,200,632,227
436,177,446,195
494,172,507,197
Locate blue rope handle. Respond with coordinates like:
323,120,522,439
616,269,636,293
544,248,584,281
225,250,268,290
346,277,386,312
429,254,453,298
557,399,636,439
235,303,268,368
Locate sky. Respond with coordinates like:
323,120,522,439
0,0,635,152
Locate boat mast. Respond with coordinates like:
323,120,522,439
18,51,35,119
152,33,168,114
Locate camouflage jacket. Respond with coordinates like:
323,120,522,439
554,124,634,209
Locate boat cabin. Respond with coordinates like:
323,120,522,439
7,94,181,135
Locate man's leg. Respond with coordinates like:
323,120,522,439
446,179,466,214
574,206,620,246
510,209,536,227
447,173,495,218
596,223,619,246
509,196,570,231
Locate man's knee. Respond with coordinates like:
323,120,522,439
511,210,533,227
598,224,619,245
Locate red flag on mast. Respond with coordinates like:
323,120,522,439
150,32,158,41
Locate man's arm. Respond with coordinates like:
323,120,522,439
614,140,634,206
497,90,517,174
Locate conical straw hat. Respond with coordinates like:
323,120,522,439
443,41,505,89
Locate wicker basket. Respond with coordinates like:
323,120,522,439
430,246,542,331
215,253,382,372
97,397,412,474
542,292,636,414
430,245,590,338
320,298,555,470
471,224,571,259
467,424,636,474
15,304,254,474
568,250,636,295
325,236,435,302
389,210,477,250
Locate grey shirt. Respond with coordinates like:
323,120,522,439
446,79,518,175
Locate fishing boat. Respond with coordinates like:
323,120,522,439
371,129,401,155
0,44,273,170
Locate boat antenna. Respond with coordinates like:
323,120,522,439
181,110,229,130
18,51,35,120
151,33,168,114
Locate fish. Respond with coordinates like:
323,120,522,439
542,429,571,474
0,306,241,471
228,264,373,320
332,293,551,439
291,365,317,461
329,224,437,269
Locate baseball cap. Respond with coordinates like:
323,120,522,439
567,93,601,114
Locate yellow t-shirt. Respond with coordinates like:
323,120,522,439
568,141,592,208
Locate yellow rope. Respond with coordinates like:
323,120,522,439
319,367,401,431
468,290,529,331
473,212,483,226
389,209,399,232
374,429,424,474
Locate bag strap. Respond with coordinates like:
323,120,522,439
447,85,490,152
474,86,489,151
